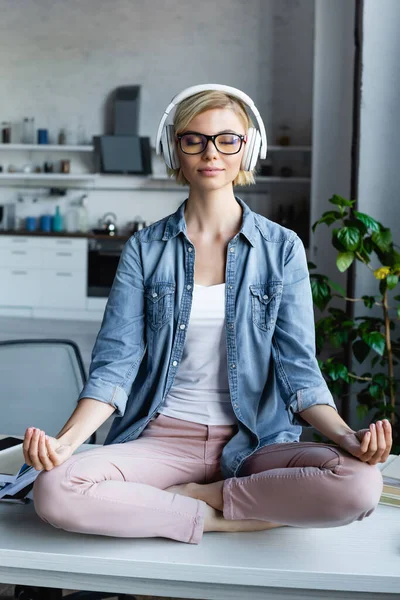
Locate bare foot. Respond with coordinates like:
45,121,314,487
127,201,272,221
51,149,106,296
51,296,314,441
165,481,223,511
203,504,285,533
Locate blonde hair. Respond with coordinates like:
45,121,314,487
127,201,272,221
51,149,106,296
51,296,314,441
166,90,256,186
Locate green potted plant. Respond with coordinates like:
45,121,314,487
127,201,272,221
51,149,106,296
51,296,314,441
309,195,400,453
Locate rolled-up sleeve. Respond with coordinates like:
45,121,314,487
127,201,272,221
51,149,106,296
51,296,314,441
272,235,338,427
78,235,145,416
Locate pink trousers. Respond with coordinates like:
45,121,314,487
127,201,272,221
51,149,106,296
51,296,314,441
33,414,383,544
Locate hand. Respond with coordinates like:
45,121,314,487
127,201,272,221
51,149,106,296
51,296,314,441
23,427,74,471
338,419,392,465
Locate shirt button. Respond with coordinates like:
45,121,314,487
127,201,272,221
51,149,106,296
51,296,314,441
229,285,233,290
229,247,235,253
187,284,192,291
152,292,158,298
172,360,178,367
263,294,268,300
188,247,193,252
229,323,234,329
231,364,236,369
180,324,186,330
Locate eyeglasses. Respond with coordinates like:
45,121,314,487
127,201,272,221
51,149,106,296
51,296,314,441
176,131,247,155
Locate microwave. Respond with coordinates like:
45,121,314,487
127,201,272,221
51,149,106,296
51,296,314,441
0,204,17,230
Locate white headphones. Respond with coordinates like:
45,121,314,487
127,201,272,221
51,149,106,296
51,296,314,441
155,83,267,172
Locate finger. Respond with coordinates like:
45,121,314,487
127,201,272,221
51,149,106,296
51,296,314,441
38,431,53,471
369,421,386,465
360,430,371,455
23,428,34,465
368,423,378,455
381,419,393,462
45,437,61,466
29,428,44,471
361,423,377,463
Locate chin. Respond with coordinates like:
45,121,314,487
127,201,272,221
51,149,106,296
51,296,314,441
190,175,235,191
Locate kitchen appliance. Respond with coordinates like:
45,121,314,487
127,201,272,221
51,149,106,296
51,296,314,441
93,84,151,175
87,237,126,297
94,135,152,175
0,204,17,230
114,85,140,136
92,212,118,236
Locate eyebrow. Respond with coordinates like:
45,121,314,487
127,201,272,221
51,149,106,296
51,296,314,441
181,129,240,135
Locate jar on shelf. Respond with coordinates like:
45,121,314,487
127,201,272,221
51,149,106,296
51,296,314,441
1,121,11,143
58,129,66,145
260,158,273,176
276,124,291,146
21,118,35,144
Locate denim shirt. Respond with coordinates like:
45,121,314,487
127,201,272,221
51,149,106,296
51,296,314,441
79,197,337,478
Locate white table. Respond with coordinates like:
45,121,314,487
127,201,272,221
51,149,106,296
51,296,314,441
0,499,399,600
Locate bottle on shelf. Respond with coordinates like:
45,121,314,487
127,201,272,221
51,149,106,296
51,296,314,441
1,121,11,143
52,205,64,232
77,195,88,232
22,118,35,144
276,124,291,146
58,129,66,145
65,202,80,233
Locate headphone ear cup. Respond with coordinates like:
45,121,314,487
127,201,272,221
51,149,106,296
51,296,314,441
241,127,256,171
248,130,261,171
161,125,180,169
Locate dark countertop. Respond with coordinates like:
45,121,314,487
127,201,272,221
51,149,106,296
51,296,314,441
0,230,131,241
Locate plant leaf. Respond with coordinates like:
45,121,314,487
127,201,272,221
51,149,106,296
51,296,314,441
387,274,399,290
337,227,361,251
356,404,370,420
371,229,393,252
362,295,376,309
352,340,371,364
329,195,355,208
336,252,354,272
325,362,349,382
353,211,381,232
311,279,331,311
311,211,342,232
307,261,317,270
327,279,346,296
369,384,384,399
362,331,386,356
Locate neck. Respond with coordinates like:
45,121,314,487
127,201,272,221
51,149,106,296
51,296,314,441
184,185,242,239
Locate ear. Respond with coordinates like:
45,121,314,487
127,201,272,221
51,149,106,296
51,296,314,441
241,127,256,171
160,124,180,169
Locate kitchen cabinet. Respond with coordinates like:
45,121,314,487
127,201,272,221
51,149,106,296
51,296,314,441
0,236,87,311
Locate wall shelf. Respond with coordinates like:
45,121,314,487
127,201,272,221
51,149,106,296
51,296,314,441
0,173,311,190
267,145,312,152
0,173,95,180
0,144,94,152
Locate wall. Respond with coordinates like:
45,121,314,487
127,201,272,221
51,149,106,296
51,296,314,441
350,0,400,426
310,0,355,287
0,0,315,229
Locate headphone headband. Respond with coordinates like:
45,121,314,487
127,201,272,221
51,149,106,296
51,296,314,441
155,83,267,160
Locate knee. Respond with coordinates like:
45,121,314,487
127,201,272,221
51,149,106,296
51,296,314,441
341,462,383,519
33,465,72,528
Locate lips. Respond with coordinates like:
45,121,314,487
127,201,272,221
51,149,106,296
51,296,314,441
198,168,224,173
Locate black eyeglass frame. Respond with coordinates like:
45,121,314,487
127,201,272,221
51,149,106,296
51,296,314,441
176,131,247,155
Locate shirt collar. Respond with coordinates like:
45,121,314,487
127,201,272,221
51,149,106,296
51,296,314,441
162,196,256,247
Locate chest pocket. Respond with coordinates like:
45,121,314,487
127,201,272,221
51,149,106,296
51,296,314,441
144,282,175,331
250,282,283,332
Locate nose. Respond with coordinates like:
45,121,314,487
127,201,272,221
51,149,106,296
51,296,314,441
202,138,219,160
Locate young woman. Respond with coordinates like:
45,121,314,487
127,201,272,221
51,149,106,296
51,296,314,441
26,85,390,544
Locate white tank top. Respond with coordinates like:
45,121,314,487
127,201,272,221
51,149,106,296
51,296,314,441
157,283,237,425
